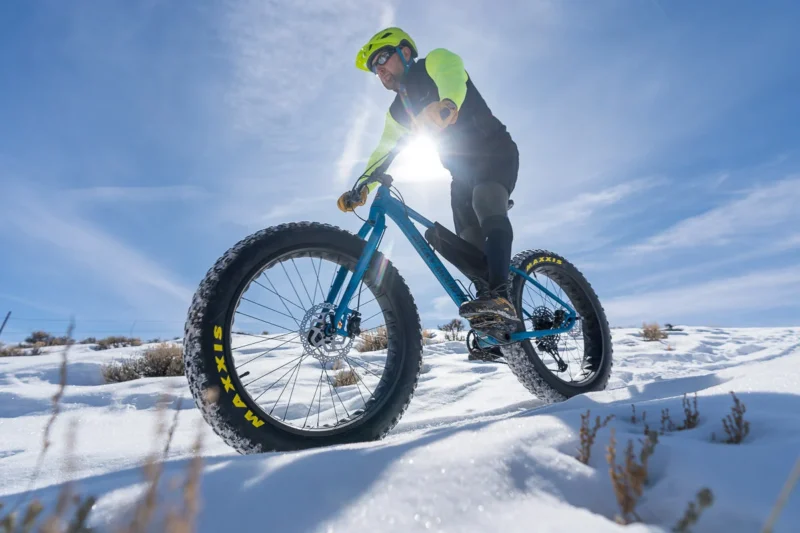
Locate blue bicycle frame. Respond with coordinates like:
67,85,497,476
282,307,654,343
325,183,577,345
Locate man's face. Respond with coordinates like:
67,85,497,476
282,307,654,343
371,46,410,91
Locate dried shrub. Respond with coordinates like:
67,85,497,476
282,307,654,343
29,341,46,356
661,408,677,434
439,319,465,341
92,336,143,351
607,428,659,524
101,343,184,383
332,369,360,388
357,326,388,352
331,359,345,371
102,356,143,383
25,331,52,345
679,393,700,430
713,392,750,444
0,344,24,357
138,343,184,378
422,329,436,339
576,410,614,465
641,322,668,341
630,404,650,436
673,487,714,532
79,337,97,345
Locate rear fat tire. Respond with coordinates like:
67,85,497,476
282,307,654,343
183,222,423,453
499,249,613,402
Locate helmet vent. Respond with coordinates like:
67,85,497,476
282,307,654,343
381,32,393,38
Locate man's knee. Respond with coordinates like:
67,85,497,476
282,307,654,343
472,182,510,223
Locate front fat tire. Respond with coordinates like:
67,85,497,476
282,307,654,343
499,249,613,403
183,222,423,454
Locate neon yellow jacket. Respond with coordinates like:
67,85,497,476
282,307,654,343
359,48,510,191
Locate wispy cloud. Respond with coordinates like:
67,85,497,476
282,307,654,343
0,184,192,315
337,105,374,185
625,177,800,254
605,265,800,326
66,185,207,202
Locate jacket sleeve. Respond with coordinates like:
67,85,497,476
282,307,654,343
358,110,410,192
424,48,468,109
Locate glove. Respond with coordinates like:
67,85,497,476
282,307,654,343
415,99,458,132
337,187,368,212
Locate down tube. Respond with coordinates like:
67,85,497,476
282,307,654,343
389,210,469,307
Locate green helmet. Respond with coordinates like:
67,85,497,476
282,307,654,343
355,27,418,72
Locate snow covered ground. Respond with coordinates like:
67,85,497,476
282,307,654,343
1,326,799,532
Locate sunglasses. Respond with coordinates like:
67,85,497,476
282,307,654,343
370,48,396,73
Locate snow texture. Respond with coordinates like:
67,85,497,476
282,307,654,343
1,326,799,532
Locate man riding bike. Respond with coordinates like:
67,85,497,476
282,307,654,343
338,27,521,342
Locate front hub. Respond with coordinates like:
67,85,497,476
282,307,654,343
299,303,354,365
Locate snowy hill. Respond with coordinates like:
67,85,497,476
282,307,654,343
1,326,799,532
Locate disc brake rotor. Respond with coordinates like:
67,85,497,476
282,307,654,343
299,303,354,364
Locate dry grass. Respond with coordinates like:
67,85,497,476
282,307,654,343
576,410,614,465
712,392,750,444
672,488,714,532
332,369,360,388
422,329,436,339
762,456,800,533
606,428,659,524
0,321,204,532
641,322,668,341
357,326,388,352
101,343,184,383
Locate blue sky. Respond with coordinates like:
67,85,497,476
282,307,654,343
1,0,799,342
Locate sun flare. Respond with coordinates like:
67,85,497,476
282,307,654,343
391,134,451,183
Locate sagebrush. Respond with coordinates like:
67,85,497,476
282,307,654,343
607,428,659,524
439,319,465,341
101,343,184,383
357,326,388,352
92,336,142,351
576,410,614,465
641,322,668,341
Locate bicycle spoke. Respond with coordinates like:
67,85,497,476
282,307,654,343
270,353,305,417
264,273,303,327
254,277,306,313
292,258,315,307
233,330,303,352
304,370,324,428
280,261,308,312
236,336,302,371
241,296,298,323
344,358,374,401
245,353,304,388
324,368,340,425
253,354,307,402
311,257,323,305
235,311,298,337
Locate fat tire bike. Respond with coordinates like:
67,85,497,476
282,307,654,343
183,148,614,454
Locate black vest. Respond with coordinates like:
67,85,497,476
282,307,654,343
388,58,513,169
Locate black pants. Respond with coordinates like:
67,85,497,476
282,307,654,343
447,137,519,292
